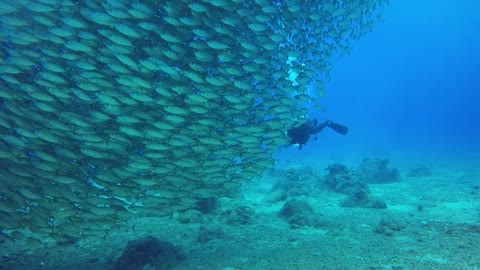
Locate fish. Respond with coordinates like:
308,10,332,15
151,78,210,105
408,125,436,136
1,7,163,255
0,0,387,243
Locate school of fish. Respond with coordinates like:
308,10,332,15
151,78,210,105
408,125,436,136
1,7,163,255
0,0,387,244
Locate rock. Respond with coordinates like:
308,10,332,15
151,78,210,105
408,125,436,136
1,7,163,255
323,164,387,209
406,165,432,177
279,199,320,229
225,206,256,225
195,197,218,214
340,187,387,209
197,226,224,243
373,219,405,236
340,187,370,207
369,198,387,209
175,209,204,224
271,167,318,198
113,236,182,270
323,163,368,194
360,157,401,183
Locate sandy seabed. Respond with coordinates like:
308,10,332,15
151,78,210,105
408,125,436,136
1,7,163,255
1,160,479,270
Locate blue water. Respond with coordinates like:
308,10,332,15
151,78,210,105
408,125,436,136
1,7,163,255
280,0,480,169
1,2,478,269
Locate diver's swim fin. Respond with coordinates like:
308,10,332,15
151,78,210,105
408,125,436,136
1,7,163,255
328,122,349,135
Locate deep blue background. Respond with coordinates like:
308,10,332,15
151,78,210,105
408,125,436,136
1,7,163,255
279,0,480,167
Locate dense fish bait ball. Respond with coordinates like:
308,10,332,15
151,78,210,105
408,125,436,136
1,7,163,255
0,0,387,243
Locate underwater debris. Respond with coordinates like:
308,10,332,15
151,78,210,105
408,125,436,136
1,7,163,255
113,236,183,270
359,157,401,183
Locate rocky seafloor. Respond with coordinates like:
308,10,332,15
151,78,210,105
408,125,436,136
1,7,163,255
2,157,480,270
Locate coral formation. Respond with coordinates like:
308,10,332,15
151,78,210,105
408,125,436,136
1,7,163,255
271,167,318,198
360,157,401,183
113,236,182,270
324,164,367,193
324,163,387,209
279,199,321,229
340,187,370,207
407,165,432,177
373,219,406,236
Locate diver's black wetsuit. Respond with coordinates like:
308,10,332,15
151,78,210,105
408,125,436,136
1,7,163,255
287,119,348,150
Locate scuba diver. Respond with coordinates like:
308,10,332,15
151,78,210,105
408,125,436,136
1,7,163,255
287,119,348,150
